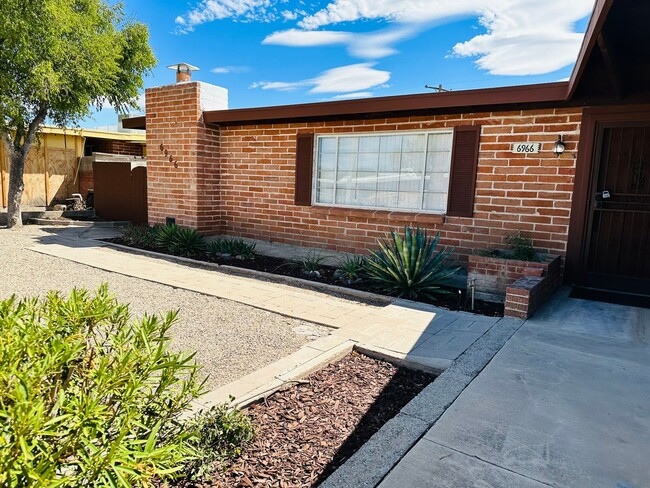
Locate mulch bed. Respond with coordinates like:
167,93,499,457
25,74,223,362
105,238,504,317
202,352,435,487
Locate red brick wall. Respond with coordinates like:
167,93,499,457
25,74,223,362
144,81,581,260
145,82,220,233
216,109,581,259
87,138,145,157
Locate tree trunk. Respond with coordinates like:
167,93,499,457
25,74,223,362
3,108,47,228
6,147,26,228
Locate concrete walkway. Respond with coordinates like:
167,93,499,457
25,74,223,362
377,288,650,487
28,226,507,376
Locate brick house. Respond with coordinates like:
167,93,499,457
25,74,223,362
125,0,649,297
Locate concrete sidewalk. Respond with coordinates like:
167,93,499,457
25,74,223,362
378,288,650,487
28,225,508,376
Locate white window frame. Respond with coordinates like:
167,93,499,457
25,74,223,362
311,129,454,214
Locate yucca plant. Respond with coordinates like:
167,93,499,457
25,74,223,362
154,224,205,257
169,227,206,257
334,255,367,284
155,223,180,250
365,227,459,300
207,238,256,260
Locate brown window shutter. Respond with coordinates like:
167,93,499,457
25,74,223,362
447,125,481,217
294,133,315,206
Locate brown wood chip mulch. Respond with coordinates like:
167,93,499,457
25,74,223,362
211,352,435,487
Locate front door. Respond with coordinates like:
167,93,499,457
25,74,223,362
584,124,650,294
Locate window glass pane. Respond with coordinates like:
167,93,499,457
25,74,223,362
376,191,399,208
402,135,426,152
426,151,451,173
380,135,402,152
319,152,336,171
357,172,378,190
378,152,400,172
319,170,335,185
358,152,379,171
336,171,356,189
424,172,449,192
401,152,424,173
319,137,337,154
359,136,380,153
318,187,334,203
428,132,452,151
399,173,421,192
338,152,357,171
335,188,354,204
423,192,448,212
377,173,399,191
398,192,421,209
338,137,359,153
356,190,377,206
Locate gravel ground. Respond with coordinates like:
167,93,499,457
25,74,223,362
0,225,332,390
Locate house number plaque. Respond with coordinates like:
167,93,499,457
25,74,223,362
511,142,541,154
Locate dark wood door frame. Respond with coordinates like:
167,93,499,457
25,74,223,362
565,104,650,286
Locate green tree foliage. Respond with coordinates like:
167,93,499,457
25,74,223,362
0,0,156,227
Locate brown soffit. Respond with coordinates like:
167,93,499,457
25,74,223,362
203,82,570,126
121,115,146,130
566,0,613,99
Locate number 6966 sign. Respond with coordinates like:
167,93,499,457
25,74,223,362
511,142,541,154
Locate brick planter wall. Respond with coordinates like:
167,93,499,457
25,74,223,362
468,254,562,318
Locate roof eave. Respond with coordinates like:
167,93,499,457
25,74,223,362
203,82,570,126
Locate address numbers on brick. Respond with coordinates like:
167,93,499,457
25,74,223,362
159,143,178,168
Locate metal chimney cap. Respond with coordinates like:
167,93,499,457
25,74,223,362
167,62,199,73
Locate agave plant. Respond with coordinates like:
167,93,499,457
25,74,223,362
365,227,459,300
154,223,180,250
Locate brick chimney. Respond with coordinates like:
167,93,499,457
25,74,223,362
167,62,199,83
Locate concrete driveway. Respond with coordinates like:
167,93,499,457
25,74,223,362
380,288,650,488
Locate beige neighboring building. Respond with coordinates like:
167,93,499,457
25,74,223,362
0,126,145,208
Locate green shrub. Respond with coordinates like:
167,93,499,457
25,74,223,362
280,250,327,277
0,285,204,487
121,225,157,248
334,255,366,284
154,224,206,257
480,231,540,262
365,227,459,300
506,231,536,261
184,400,254,480
207,237,256,260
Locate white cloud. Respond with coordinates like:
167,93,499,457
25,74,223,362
331,91,374,100
263,25,418,59
263,29,353,47
211,65,251,74
250,63,390,94
176,0,278,32
281,10,298,20
291,0,594,75
177,0,595,77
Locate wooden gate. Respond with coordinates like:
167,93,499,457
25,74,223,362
93,161,147,224
583,124,650,294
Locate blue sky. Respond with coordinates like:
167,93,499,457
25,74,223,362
88,0,595,128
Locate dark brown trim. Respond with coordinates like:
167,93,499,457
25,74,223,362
447,125,481,218
566,0,613,99
565,104,650,285
204,82,569,126
121,115,146,130
294,133,315,206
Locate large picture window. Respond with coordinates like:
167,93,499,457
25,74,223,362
314,131,454,213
